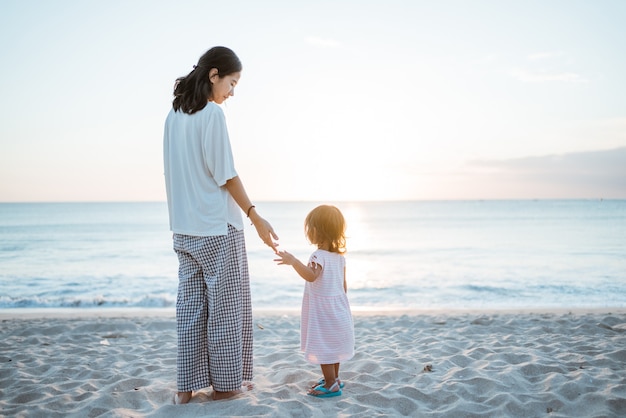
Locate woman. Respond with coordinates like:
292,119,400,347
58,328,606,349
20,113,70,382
163,46,278,404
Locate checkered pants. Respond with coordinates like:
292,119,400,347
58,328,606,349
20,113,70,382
173,225,253,392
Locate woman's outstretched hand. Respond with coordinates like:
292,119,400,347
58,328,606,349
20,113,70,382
250,213,279,252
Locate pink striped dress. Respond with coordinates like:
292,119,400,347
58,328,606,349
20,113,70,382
301,249,355,364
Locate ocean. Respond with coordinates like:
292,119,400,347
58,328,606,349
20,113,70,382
1,200,625,311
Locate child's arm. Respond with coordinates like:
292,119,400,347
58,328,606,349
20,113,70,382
344,266,347,293
274,250,322,282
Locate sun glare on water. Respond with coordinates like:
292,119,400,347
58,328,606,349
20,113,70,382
342,203,377,291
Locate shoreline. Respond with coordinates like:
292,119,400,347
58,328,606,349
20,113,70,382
1,305,625,320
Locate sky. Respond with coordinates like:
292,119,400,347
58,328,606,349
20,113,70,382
1,0,625,202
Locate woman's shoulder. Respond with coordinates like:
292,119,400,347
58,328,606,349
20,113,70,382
199,101,224,116
167,102,224,121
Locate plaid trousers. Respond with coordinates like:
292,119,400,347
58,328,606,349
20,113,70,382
173,225,253,392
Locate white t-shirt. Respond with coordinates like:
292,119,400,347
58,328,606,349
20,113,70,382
163,102,243,236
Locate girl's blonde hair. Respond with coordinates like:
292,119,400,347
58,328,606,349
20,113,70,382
305,205,346,254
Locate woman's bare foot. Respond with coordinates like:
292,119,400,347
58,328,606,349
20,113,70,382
212,381,254,400
173,391,192,404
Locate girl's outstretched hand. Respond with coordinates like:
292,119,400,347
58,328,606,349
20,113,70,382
274,250,295,266
274,250,319,282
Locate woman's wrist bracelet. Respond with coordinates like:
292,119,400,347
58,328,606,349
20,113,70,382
246,205,256,218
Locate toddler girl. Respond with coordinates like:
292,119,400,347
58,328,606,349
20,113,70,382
274,204,355,398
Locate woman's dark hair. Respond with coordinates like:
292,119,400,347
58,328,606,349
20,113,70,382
172,46,242,114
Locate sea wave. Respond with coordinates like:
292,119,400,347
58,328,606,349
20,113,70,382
0,294,176,309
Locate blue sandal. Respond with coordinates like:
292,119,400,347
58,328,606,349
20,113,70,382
307,381,342,398
313,378,345,389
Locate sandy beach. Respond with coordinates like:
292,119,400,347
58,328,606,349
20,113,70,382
1,308,625,417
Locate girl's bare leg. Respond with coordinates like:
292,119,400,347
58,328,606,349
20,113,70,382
310,363,342,389
309,364,340,394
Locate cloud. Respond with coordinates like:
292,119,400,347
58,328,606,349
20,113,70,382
527,51,564,61
510,69,588,83
464,147,626,198
304,36,341,48
511,51,586,83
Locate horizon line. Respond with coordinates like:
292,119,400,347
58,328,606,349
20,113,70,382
0,197,622,204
